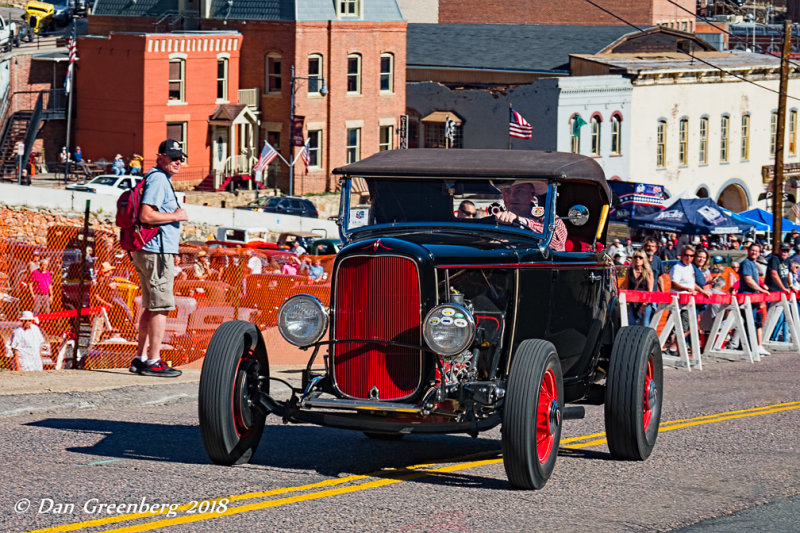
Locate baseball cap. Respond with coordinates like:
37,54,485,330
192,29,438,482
20,310,34,321
158,139,187,159
780,243,792,251
713,255,724,263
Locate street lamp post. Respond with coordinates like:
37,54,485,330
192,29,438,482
289,64,327,196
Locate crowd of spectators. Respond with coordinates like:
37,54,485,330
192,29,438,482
622,232,800,356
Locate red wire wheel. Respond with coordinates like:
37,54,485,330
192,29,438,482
536,368,559,463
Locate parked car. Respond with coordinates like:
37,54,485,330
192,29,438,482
197,149,663,490
236,195,319,218
0,14,16,51
66,174,141,196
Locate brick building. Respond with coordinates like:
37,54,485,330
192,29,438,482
86,0,407,194
74,31,244,186
403,0,696,28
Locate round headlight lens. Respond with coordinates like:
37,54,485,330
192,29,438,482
277,295,328,346
422,303,476,356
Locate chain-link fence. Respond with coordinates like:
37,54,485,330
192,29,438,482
0,208,334,370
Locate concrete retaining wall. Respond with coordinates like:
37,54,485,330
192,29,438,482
0,184,340,238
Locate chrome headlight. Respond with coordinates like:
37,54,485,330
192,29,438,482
422,303,476,356
277,295,328,346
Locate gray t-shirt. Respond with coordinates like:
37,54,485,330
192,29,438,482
141,167,180,254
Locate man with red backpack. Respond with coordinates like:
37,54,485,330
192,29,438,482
128,139,189,377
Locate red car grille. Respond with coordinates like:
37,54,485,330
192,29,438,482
333,256,422,400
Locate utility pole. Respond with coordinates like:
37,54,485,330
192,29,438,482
772,19,792,252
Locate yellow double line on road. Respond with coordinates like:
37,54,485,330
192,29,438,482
26,400,800,533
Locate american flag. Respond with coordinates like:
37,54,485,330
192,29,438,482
64,36,78,95
299,138,311,169
509,109,533,139
253,141,278,173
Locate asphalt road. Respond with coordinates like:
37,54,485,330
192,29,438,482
1,352,799,533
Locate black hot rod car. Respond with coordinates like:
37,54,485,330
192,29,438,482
198,149,662,490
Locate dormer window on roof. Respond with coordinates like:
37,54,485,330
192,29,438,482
338,0,361,18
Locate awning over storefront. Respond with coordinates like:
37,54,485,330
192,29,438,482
421,111,462,125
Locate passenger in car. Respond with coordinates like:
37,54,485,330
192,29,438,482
497,181,567,251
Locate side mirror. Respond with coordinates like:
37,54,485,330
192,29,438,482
565,204,590,226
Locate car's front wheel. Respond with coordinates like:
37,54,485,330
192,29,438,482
605,326,662,460
502,339,563,490
198,320,269,465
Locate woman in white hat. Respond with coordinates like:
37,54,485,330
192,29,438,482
112,154,126,176
9,311,45,371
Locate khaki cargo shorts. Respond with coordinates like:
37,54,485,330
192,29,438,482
131,251,176,312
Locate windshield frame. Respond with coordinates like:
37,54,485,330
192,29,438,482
338,176,558,247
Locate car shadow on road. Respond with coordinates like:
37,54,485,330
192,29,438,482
26,417,516,488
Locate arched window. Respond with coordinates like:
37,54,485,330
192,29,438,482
678,118,688,166
265,53,282,94
720,115,730,162
699,117,709,164
168,57,185,102
656,120,667,168
308,54,323,94
216,55,229,101
610,113,622,155
380,53,394,92
347,53,362,94
741,114,750,160
590,115,601,156
771,112,778,157
569,114,585,154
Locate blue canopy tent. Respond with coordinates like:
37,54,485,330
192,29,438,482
738,208,800,233
628,198,757,235
719,207,770,232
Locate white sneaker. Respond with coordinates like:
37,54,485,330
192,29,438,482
758,346,770,356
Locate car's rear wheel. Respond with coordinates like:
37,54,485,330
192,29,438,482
502,339,563,490
198,320,269,465
605,326,662,460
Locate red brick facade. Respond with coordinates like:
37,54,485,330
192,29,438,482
438,0,695,26
74,32,242,183
201,19,407,194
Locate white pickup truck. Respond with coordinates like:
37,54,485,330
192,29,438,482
0,14,17,52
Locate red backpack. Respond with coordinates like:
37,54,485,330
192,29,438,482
116,170,160,252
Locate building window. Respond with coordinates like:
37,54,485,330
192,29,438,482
699,117,709,164
346,127,361,163
790,110,797,155
679,118,688,166
266,53,282,94
380,53,394,92
720,115,729,162
570,115,583,154
771,112,778,157
166,122,187,159
307,130,321,167
590,116,601,156
347,54,361,94
656,120,666,168
168,59,185,102
339,0,359,15
741,114,750,160
423,120,463,149
379,125,393,151
610,114,622,155
216,57,228,101
307,54,323,94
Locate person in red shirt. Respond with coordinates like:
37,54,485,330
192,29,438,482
29,258,53,315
